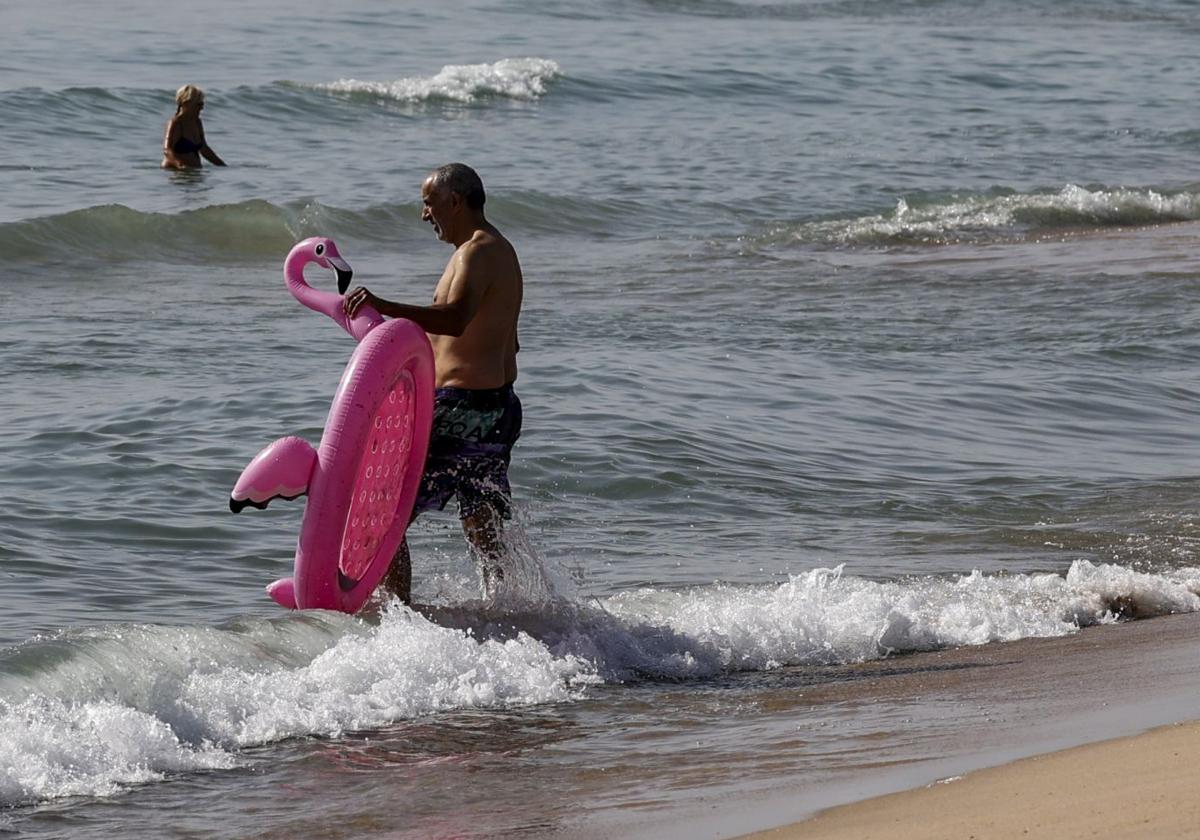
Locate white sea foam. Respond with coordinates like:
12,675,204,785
314,58,561,103
184,607,599,746
595,560,1200,677
0,608,597,805
0,697,237,803
1,560,1197,805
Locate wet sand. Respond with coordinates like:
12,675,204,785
730,612,1200,840
741,721,1200,839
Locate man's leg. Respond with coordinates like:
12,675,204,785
380,538,412,604
462,504,506,593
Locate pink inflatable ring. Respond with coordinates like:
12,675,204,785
230,237,434,613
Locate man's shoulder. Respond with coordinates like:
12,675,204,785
460,227,516,264
466,224,511,250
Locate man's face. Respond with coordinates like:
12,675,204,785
420,178,454,242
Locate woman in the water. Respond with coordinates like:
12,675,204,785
161,85,226,169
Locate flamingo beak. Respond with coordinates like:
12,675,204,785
329,256,353,294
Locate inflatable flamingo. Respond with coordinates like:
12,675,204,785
229,237,434,613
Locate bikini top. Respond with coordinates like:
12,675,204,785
172,136,205,155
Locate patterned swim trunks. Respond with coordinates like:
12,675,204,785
412,383,522,520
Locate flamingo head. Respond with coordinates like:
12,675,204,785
284,236,383,340
295,236,354,293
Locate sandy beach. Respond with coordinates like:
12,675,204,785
742,720,1200,839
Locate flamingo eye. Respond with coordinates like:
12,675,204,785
315,243,325,256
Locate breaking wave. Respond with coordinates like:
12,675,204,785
305,58,562,104
2,559,1197,806
783,185,1200,247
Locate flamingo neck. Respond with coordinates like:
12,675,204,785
282,245,383,341
284,248,352,329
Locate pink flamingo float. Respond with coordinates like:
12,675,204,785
229,237,434,613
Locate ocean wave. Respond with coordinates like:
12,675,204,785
1,201,291,264
0,60,559,147
1,559,1196,805
0,610,596,807
0,199,418,265
782,185,1200,247
304,58,562,105
0,85,162,125
1,191,645,265
591,560,1200,674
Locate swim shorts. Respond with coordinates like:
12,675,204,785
412,383,522,521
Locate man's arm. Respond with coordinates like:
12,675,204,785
343,244,491,336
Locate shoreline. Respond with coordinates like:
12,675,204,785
588,611,1200,840
739,720,1200,839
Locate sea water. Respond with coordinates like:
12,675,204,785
2,0,1200,836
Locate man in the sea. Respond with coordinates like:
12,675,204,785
343,163,523,604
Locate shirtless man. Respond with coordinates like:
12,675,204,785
343,163,523,603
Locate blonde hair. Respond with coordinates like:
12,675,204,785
174,84,205,110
